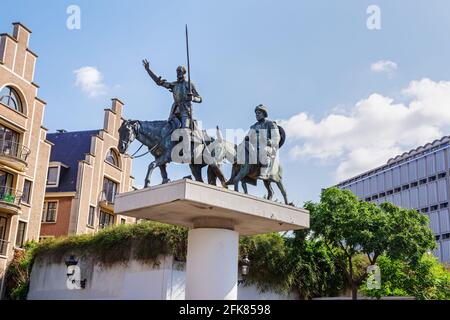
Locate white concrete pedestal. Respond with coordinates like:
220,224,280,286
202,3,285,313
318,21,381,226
186,228,238,300
115,179,309,300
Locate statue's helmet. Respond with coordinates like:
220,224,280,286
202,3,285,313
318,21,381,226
255,104,268,118
176,65,187,75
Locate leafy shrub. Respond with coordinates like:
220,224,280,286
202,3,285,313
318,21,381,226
4,241,38,300
34,221,188,265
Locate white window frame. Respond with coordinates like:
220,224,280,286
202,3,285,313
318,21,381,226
21,179,33,205
87,206,96,228
102,176,119,203
105,149,120,168
42,200,58,223
99,210,115,229
46,166,61,187
15,220,27,249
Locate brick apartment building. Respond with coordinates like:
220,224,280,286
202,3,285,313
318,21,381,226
0,23,52,293
40,99,135,238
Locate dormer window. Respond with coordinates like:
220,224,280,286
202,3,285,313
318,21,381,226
0,86,23,113
105,149,119,167
46,162,68,188
47,166,59,187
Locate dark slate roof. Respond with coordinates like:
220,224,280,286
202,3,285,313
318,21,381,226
46,130,100,192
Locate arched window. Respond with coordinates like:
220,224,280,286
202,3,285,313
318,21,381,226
0,86,23,112
106,149,119,167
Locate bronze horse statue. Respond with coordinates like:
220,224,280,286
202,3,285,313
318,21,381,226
118,119,227,188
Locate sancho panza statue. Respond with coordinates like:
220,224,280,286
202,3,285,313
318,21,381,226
249,104,281,179
225,104,289,204
142,59,202,129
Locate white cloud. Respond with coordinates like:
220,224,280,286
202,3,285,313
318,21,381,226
280,78,450,181
74,66,107,97
370,60,398,76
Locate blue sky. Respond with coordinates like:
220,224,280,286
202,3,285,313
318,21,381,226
2,1,450,205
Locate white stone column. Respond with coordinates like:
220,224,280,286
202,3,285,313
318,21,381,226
185,226,239,300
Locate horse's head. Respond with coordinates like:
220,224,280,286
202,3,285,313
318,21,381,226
118,120,139,154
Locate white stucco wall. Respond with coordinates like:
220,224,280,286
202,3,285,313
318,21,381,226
27,255,295,300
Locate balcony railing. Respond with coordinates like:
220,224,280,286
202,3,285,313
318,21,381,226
0,186,22,206
0,239,9,256
99,191,115,212
101,191,115,204
0,140,30,163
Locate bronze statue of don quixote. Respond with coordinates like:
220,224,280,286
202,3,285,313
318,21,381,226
118,25,290,205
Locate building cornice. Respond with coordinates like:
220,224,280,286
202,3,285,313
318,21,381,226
95,131,105,141
46,192,76,198
0,33,17,43
49,161,69,168
26,48,38,58
0,114,27,133
111,97,125,105
35,97,47,105
12,22,33,34
387,135,450,164
0,163,25,175
337,140,450,187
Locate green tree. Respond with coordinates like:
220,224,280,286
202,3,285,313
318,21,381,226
305,187,435,300
361,253,450,299
240,233,290,293
239,231,345,299
285,230,346,299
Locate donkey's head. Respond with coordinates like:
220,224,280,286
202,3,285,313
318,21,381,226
203,126,237,165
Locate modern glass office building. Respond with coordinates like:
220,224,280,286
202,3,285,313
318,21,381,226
336,136,450,263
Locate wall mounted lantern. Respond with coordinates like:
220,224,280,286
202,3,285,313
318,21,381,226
238,255,250,286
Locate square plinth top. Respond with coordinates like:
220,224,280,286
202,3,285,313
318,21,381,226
115,179,309,235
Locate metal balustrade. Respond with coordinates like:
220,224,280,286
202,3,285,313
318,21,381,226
0,186,22,206
0,140,30,163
